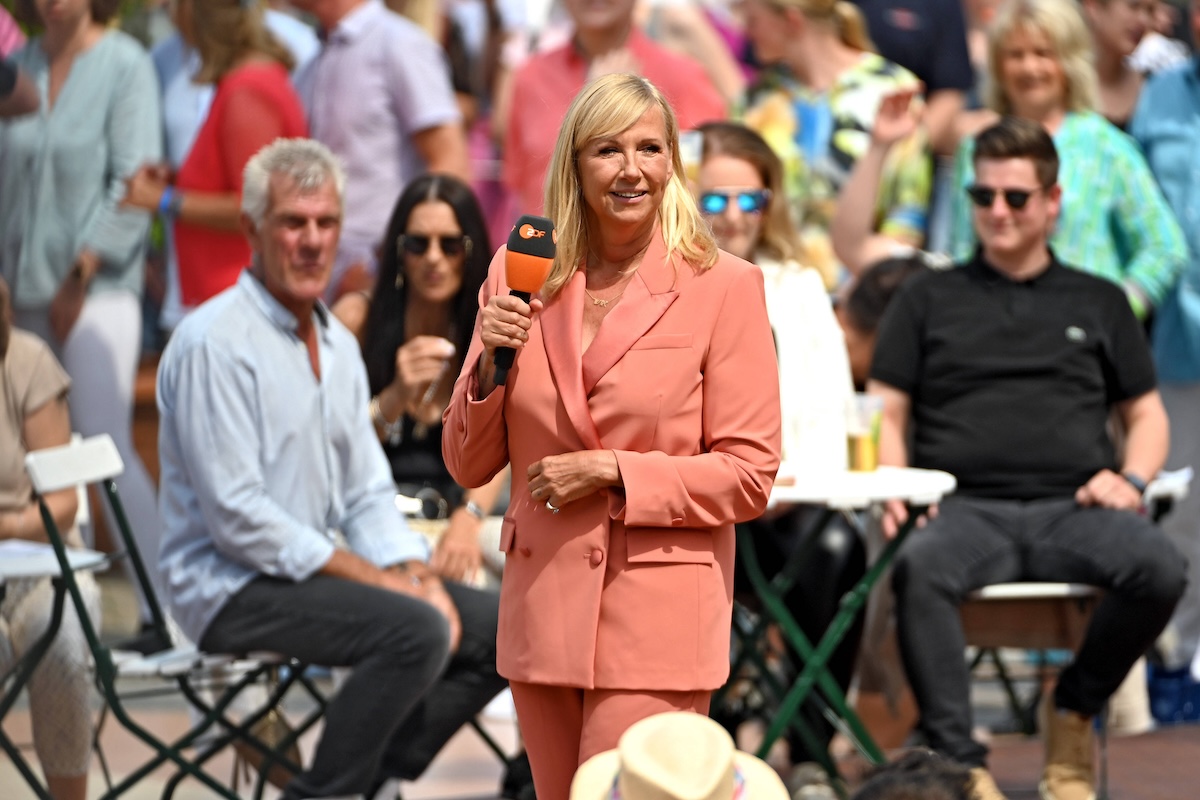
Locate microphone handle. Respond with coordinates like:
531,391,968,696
492,289,533,386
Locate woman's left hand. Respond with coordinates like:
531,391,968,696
49,251,99,344
527,450,621,511
121,163,170,212
430,509,484,582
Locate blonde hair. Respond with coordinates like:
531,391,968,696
985,0,1097,115
765,0,875,52
387,0,443,39
191,0,295,84
542,74,718,297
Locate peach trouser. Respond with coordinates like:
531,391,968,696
509,682,711,800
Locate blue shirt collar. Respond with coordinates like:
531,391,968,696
238,270,332,343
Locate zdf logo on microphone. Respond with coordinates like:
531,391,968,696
518,223,547,239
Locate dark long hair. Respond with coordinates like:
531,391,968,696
362,174,491,396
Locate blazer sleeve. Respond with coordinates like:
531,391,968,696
611,263,782,528
442,248,511,489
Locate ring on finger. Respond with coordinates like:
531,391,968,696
546,500,560,514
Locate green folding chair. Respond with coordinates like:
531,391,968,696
26,433,329,800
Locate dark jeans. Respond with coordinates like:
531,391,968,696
892,495,1187,768
200,575,506,799
733,505,867,760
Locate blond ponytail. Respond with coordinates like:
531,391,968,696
832,0,875,52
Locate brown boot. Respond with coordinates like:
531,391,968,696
969,767,1008,800
1039,693,1096,800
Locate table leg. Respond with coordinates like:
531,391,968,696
745,507,926,768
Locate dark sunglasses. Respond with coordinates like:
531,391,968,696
965,185,1044,210
397,234,472,258
699,189,771,215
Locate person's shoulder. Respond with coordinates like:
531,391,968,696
374,4,438,44
843,52,919,87
98,28,155,67
6,328,59,372
1141,60,1195,104
1050,258,1128,300
165,286,253,358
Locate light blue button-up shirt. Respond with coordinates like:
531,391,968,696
157,271,429,643
1131,60,1200,383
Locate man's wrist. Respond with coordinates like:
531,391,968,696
1120,471,1148,495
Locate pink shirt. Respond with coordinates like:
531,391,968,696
0,7,25,57
502,29,727,216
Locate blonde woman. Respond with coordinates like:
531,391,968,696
444,74,781,800
123,0,307,308
946,0,1185,318
740,0,931,283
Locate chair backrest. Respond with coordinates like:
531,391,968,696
25,433,174,659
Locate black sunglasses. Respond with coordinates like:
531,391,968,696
397,234,472,258
699,189,771,215
965,185,1044,210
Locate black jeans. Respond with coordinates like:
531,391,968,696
892,495,1186,768
200,575,506,799
733,505,867,760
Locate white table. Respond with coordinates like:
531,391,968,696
770,465,957,509
741,465,956,771
0,540,106,800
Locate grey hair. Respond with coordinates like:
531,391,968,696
241,138,346,226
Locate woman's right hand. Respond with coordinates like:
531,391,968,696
871,87,921,149
479,294,543,360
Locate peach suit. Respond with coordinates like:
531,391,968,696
443,232,782,798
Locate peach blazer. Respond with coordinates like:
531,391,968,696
443,233,782,691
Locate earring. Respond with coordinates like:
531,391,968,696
395,271,405,290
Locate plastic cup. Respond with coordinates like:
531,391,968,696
846,394,883,472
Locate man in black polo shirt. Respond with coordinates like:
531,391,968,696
869,117,1186,800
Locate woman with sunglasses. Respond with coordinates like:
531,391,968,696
360,174,506,584
696,121,863,777
945,0,1184,319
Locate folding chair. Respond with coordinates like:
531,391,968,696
26,433,329,800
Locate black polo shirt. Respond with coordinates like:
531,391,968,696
851,0,973,94
870,251,1157,500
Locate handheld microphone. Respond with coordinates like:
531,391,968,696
494,215,555,386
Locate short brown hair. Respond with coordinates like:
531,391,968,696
16,0,120,26
972,116,1059,188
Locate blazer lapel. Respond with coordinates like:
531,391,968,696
539,270,604,450
581,233,681,395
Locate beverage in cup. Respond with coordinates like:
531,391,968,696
846,394,883,471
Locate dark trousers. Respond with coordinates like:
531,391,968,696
200,575,507,799
892,495,1186,768
733,505,867,760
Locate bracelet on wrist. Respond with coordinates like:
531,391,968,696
461,499,486,521
369,395,404,446
1121,471,1148,495
157,186,183,220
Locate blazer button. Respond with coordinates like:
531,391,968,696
589,549,604,567
519,546,532,557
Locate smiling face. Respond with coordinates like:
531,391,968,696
243,175,342,319
971,157,1060,271
999,24,1069,119
697,154,768,261
1086,0,1150,57
577,105,674,239
401,200,467,306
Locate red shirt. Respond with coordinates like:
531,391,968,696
502,30,727,216
175,62,307,306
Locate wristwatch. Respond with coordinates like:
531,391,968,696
1121,471,1148,495
462,500,486,521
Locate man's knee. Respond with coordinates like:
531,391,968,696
372,596,454,678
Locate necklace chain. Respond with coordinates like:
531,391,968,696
584,263,640,308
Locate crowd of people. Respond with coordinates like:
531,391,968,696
1,0,1199,799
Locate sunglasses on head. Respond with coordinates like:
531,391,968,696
965,185,1044,210
397,234,472,258
698,189,771,215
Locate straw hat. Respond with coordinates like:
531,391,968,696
569,712,789,800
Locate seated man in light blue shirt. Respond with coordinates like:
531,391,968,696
156,137,505,800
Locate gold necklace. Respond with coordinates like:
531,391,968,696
584,263,640,307
584,286,626,307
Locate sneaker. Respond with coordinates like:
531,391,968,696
1039,693,1096,800
112,622,171,656
969,767,1008,800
